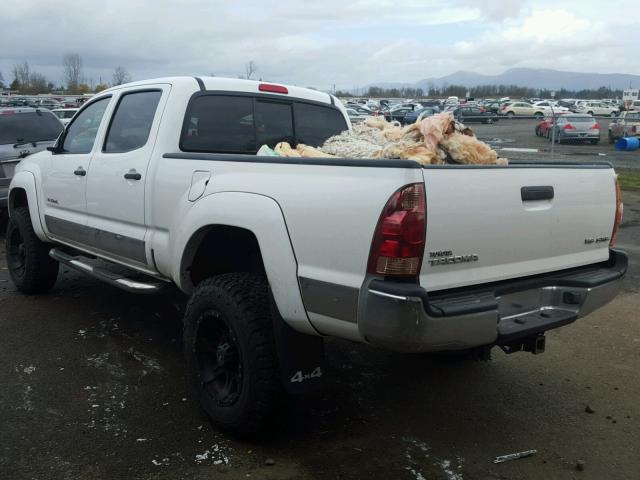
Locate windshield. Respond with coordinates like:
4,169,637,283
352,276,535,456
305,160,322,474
0,111,63,144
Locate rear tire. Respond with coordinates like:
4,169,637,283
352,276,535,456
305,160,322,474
183,273,282,438
0,210,7,237
5,207,59,294
506,111,515,118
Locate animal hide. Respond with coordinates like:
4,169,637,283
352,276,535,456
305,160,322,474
270,112,507,166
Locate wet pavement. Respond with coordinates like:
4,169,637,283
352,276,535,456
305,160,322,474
0,195,638,479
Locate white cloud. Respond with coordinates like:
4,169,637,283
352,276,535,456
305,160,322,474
0,0,638,90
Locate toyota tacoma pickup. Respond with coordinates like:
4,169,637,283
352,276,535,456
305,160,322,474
5,77,627,436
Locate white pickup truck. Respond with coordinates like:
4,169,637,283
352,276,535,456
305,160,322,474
5,77,627,436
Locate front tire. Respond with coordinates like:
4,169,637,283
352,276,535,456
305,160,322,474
5,207,59,294
183,273,282,438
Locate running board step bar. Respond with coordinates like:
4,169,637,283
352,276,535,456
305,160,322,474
49,248,165,294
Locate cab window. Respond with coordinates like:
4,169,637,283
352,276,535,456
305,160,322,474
62,97,110,154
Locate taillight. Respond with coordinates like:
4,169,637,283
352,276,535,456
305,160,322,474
258,83,288,94
563,124,575,130
610,177,623,246
367,183,426,277
592,123,600,130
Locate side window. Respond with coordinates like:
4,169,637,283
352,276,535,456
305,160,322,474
294,103,348,147
104,91,162,153
254,101,294,148
181,95,255,153
62,97,110,154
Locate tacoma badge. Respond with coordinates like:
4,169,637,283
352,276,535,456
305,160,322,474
428,250,479,266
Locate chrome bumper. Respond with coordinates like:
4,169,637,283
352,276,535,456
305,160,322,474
358,250,627,353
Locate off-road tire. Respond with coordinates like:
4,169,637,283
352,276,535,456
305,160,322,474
5,207,58,294
0,210,7,237
183,273,282,438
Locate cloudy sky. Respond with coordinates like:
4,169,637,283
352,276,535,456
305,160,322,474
1,0,637,90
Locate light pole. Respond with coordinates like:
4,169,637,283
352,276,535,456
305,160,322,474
550,91,556,160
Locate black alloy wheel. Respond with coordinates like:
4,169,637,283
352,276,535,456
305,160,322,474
7,223,26,279
196,310,243,407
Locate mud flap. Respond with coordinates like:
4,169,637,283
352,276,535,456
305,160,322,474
270,297,325,395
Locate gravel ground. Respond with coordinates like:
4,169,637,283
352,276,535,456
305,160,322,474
472,117,640,170
0,158,638,479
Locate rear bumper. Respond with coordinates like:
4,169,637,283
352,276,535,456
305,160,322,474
559,131,600,140
359,250,627,353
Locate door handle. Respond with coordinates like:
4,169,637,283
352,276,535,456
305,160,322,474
521,186,554,201
74,167,86,176
124,170,142,181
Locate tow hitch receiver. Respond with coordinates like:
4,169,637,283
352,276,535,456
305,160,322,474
499,334,546,355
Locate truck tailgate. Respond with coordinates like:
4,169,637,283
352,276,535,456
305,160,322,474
420,166,617,292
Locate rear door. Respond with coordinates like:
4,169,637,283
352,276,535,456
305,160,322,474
85,86,168,266
41,97,112,241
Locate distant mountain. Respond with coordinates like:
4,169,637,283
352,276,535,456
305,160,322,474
370,68,640,91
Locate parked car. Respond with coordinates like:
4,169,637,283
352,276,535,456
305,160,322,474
51,108,79,126
346,108,372,124
451,106,498,124
535,114,567,137
608,111,640,143
1,107,64,218
532,101,570,114
383,106,414,123
4,76,627,437
500,102,542,118
28,98,64,110
624,100,640,112
482,101,503,113
403,108,436,124
575,101,618,117
547,114,601,144
417,100,441,112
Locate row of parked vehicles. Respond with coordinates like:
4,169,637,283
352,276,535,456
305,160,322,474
344,96,627,127
533,110,640,144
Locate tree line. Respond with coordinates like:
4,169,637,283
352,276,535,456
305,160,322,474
0,54,131,94
336,84,626,100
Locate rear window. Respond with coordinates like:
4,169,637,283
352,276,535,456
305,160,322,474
567,116,595,123
180,94,347,153
0,111,63,145
254,100,294,148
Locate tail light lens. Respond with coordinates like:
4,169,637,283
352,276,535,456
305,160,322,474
610,177,623,246
592,123,601,130
367,183,426,277
258,83,288,94
563,124,575,130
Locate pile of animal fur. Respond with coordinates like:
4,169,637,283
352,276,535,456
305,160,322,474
271,112,507,165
